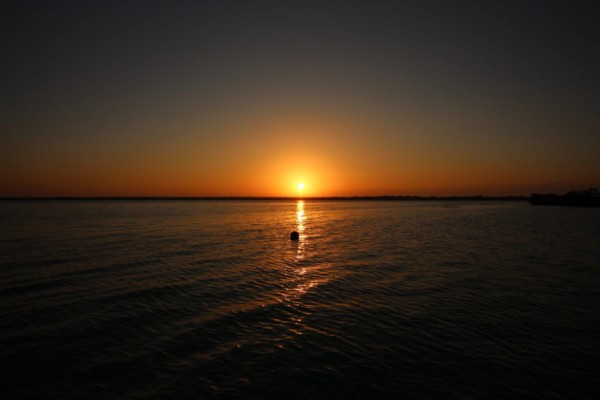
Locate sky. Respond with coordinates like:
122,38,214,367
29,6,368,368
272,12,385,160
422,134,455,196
2,0,599,197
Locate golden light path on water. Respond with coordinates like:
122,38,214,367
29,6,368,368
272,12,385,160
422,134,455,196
289,200,324,300
296,200,305,242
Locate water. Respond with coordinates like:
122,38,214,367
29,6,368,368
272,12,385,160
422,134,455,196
1,200,599,398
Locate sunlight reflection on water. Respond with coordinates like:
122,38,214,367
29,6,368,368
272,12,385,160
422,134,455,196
295,200,305,261
283,200,324,309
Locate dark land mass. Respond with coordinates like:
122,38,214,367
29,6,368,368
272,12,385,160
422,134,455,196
530,188,600,207
1,195,528,201
5,192,598,207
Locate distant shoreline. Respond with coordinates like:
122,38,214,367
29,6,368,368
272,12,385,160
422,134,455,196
0,195,529,201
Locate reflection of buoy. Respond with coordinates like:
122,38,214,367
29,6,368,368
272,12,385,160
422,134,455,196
290,231,299,240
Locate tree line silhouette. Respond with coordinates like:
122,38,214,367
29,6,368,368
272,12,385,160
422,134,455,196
530,188,600,207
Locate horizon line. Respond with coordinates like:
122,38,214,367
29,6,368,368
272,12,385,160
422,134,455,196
0,195,530,201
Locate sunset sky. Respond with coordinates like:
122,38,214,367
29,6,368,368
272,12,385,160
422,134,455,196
2,1,599,197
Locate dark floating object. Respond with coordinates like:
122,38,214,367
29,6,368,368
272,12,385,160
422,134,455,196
290,231,300,240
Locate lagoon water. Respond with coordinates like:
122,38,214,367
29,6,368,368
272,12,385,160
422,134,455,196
1,200,599,398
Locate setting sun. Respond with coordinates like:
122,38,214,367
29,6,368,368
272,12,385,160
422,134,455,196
297,182,304,191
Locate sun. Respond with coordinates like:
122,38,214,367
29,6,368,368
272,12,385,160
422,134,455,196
297,182,304,191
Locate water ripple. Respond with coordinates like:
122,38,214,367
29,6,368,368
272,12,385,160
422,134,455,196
1,201,599,398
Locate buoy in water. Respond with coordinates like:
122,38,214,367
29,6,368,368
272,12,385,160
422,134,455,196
290,231,299,240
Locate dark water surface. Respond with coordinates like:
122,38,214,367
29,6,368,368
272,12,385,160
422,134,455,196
1,200,599,398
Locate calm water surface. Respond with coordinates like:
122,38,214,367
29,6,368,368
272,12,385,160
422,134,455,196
1,200,599,398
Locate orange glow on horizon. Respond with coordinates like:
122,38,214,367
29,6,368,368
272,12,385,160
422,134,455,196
2,109,597,198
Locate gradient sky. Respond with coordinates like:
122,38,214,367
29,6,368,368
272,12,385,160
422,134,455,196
2,0,599,196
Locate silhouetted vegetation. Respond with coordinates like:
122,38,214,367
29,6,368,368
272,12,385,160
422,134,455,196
530,188,600,207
